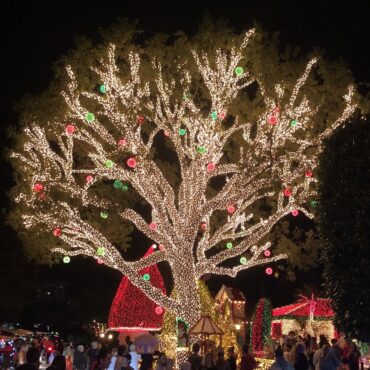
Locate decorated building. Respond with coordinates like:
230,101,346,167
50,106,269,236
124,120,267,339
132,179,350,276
271,296,336,339
214,285,247,341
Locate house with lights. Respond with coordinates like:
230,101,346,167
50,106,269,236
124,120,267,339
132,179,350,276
271,297,336,339
214,285,247,340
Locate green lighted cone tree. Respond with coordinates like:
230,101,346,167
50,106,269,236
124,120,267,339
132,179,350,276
11,22,359,326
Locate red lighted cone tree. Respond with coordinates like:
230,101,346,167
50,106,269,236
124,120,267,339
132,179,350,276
109,245,166,330
11,24,358,326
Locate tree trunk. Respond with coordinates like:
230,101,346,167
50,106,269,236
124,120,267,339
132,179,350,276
171,255,201,327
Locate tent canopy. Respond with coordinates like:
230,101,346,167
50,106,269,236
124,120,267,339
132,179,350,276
189,316,223,336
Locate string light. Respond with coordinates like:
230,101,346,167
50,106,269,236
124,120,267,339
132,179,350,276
12,28,357,326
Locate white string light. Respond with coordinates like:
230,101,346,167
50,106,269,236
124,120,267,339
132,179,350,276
11,29,357,325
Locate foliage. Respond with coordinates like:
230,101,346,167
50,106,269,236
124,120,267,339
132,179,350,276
319,118,370,341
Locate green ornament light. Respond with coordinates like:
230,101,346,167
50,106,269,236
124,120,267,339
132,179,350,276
105,159,114,168
97,247,105,256
143,273,150,281
113,180,123,189
121,184,129,192
99,84,107,94
310,200,318,207
226,242,233,249
179,128,186,136
63,256,70,264
235,66,244,76
85,112,95,123
183,92,191,101
211,111,218,120
100,211,109,219
290,119,298,127
197,146,206,154
240,256,247,265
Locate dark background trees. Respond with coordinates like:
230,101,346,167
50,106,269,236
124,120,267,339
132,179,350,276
319,118,370,341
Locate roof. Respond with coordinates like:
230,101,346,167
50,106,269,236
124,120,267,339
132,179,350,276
189,316,223,335
273,298,334,318
215,284,246,302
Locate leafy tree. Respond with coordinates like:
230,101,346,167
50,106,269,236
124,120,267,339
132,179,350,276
319,118,370,341
10,19,360,326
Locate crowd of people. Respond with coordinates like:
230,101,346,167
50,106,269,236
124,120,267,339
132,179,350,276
8,331,362,370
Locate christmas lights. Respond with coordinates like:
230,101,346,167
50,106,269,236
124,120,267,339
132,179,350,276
251,298,272,353
12,28,357,326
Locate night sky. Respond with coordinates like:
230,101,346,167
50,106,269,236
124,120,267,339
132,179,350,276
1,0,369,327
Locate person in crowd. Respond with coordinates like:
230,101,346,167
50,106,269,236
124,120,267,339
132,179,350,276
285,332,297,353
64,344,75,370
114,345,127,370
240,345,257,370
215,350,230,370
307,337,318,370
46,355,66,370
188,343,202,370
140,353,154,370
270,347,294,370
126,336,133,348
107,347,118,370
17,347,41,370
96,345,110,370
129,344,141,370
202,353,217,370
313,341,326,370
87,342,99,370
226,347,236,370
318,336,328,349
293,343,309,370
121,353,134,370
348,343,361,370
318,344,340,370
73,345,87,370
180,361,192,370
156,353,174,370
18,343,30,365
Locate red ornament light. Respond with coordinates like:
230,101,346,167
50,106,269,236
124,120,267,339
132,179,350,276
292,209,299,216
97,259,104,264
227,205,236,214
158,244,165,250
283,187,293,197
200,222,207,231
137,115,145,124
39,192,46,201
118,138,127,146
149,222,157,230
65,124,75,135
126,157,137,168
268,115,278,125
219,112,226,120
305,170,313,178
33,183,44,192
86,175,94,183
164,130,170,137
155,306,163,315
53,228,61,237
264,250,271,257
265,267,273,275
207,162,216,172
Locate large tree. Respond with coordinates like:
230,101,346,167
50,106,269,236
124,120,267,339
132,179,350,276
11,22,358,326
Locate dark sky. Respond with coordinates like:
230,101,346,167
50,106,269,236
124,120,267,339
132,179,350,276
1,0,369,323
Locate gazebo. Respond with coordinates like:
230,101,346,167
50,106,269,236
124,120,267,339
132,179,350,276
189,316,224,355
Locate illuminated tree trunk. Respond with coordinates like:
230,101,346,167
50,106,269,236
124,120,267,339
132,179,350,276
172,255,201,326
